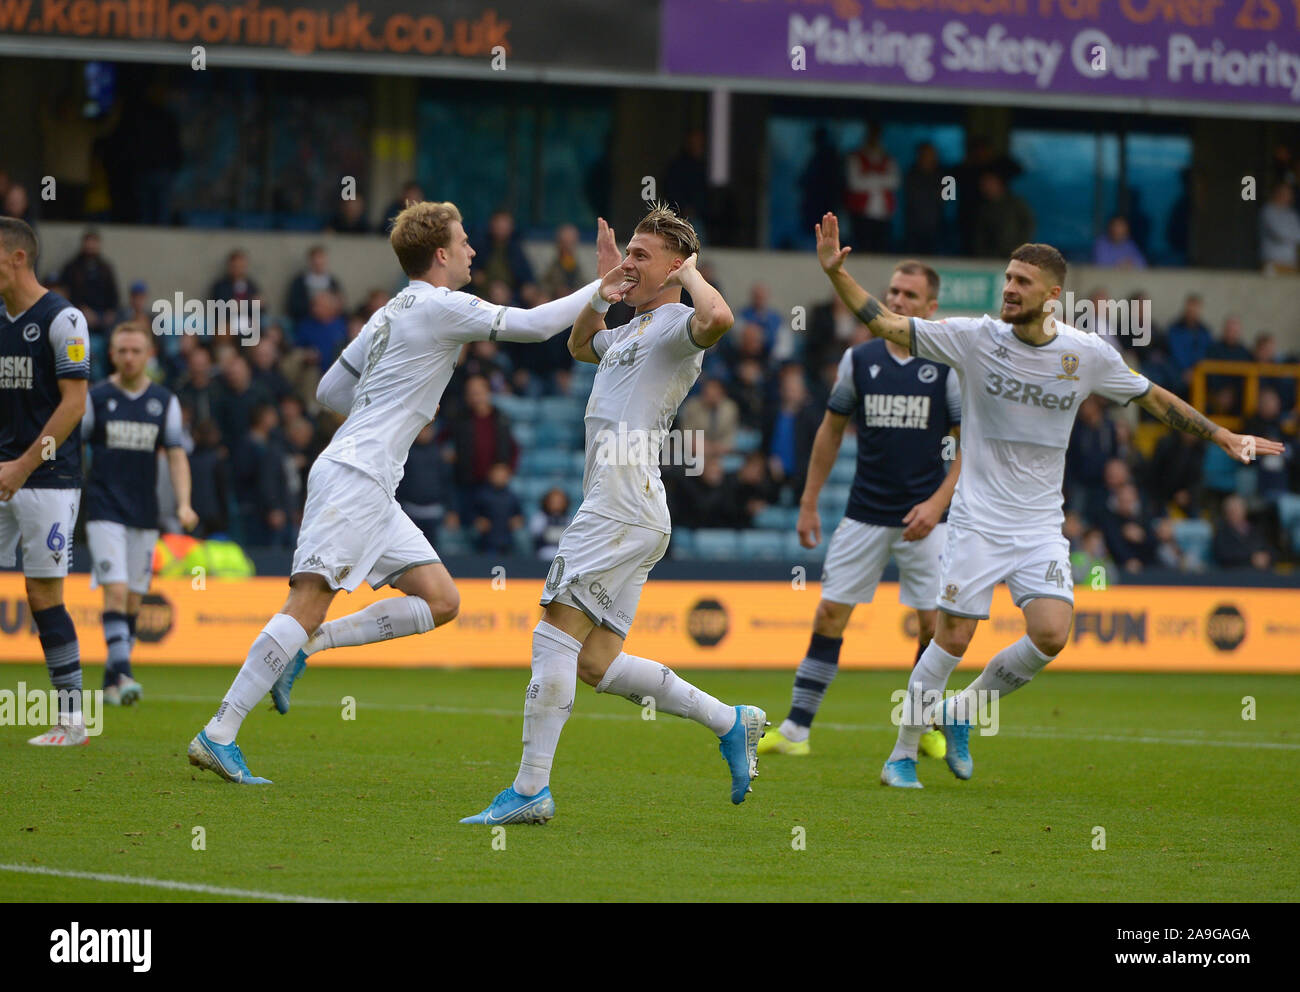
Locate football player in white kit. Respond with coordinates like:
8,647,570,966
462,205,767,825
188,201,616,784
811,213,1283,788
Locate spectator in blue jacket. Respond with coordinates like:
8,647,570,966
1166,294,1213,395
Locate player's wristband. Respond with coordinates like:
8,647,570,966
590,291,612,314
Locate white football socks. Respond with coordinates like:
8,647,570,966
303,597,435,656
513,622,580,798
778,719,810,743
944,635,1055,725
205,613,308,745
889,640,964,762
596,652,736,736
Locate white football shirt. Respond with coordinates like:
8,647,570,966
583,302,706,533
318,281,510,497
910,314,1151,537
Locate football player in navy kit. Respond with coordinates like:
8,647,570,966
760,261,961,760
83,322,196,705
0,218,91,745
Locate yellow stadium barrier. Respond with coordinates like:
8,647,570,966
1,574,1296,673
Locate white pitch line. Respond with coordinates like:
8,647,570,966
149,694,1300,751
0,864,348,903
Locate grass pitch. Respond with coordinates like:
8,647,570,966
1,664,1295,902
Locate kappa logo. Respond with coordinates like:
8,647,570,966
941,583,959,603
1059,353,1080,380
107,398,117,412
993,344,1010,360
918,364,938,383
23,323,40,342
302,554,325,569
869,364,881,378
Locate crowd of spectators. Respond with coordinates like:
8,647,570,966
1062,290,1299,577
18,221,1300,574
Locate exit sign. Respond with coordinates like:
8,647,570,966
936,270,998,312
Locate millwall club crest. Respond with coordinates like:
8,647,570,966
1059,353,1080,380
918,364,938,383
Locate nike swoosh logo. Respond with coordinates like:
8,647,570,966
485,796,544,825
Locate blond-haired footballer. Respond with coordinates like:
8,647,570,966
463,206,767,825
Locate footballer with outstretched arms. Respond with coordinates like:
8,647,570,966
188,201,617,784
83,321,196,707
813,212,1284,788
759,259,961,761
462,205,767,825
0,218,91,746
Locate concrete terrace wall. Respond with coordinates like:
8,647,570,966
34,222,1300,350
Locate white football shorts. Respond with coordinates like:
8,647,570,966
820,517,946,610
86,520,159,594
0,488,80,579
935,522,1073,619
292,459,439,592
539,507,670,639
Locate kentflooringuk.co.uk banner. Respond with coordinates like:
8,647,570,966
0,0,659,67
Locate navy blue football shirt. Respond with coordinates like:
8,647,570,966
83,380,184,528
0,291,89,488
826,339,961,527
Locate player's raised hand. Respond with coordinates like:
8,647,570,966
816,212,851,274
1218,431,1286,465
596,217,621,278
796,505,822,549
598,262,636,303
658,252,698,291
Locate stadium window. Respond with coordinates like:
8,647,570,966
766,115,963,252
416,83,612,236
1123,133,1193,267
1009,130,1120,263
1009,128,1191,266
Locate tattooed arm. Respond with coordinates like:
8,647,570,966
1135,384,1285,464
815,211,911,348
